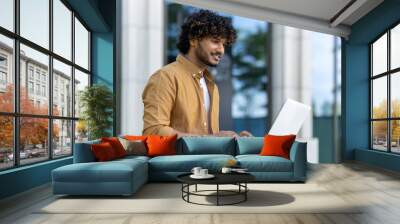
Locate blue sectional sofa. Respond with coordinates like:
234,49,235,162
52,137,307,196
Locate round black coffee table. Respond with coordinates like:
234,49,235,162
177,172,255,206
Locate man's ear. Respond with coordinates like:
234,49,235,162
189,39,197,48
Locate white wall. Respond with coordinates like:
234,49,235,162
116,0,165,135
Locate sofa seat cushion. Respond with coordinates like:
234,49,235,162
236,155,293,172
149,154,235,172
52,159,147,183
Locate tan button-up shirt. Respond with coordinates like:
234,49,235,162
142,55,220,136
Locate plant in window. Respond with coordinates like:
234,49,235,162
79,84,113,140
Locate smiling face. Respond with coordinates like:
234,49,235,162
192,37,226,67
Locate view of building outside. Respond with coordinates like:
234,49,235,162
0,37,77,168
0,0,90,170
371,24,400,153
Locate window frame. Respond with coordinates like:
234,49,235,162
0,0,92,171
370,21,400,154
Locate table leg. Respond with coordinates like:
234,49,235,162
187,184,190,202
245,183,247,201
195,184,197,192
217,184,219,206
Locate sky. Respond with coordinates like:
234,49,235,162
0,0,89,74
310,31,340,116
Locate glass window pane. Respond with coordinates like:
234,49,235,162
391,72,400,118
20,117,49,165
53,0,72,60
372,77,387,119
74,18,89,70
0,0,14,31
20,0,49,49
391,120,400,153
74,69,89,118
20,44,49,115
53,119,72,157
0,34,14,112
53,59,72,117
391,24,400,70
372,121,388,151
372,33,387,76
0,116,14,170
75,120,88,143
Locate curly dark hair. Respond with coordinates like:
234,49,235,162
177,10,237,54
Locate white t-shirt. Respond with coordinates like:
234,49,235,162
199,76,211,132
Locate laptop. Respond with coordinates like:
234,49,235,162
268,98,311,135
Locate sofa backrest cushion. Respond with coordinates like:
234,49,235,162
236,137,264,155
178,137,235,155
73,139,100,163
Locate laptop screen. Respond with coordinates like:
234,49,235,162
268,98,311,135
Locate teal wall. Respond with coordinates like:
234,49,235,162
91,0,116,135
0,158,72,199
92,32,114,135
343,0,400,171
0,0,116,200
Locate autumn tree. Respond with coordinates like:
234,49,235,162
0,84,60,152
372,99,400,143
0,85,14,149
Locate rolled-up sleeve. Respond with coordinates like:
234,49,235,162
142,70,176,136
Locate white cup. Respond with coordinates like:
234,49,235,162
221,167,232,174
191,167,202,176
200,169,208,176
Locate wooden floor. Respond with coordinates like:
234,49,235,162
1,162,400,224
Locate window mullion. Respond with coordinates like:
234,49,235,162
71,10,76,155
14,0,20,167
388,30,391,152
49,0,54,160
370,45,373,149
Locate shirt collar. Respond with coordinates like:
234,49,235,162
176,54,214,82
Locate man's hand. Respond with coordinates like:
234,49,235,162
239,130,253,137
214,130,239,138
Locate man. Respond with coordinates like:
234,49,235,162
142,10,252,138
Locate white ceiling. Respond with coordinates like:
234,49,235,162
173,0,384,38
228,0,352,23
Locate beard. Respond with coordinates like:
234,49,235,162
195,43,222,67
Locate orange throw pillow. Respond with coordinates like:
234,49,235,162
259,134,296,159
146,135,177,157
91,142,117,161
101,137,127,158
